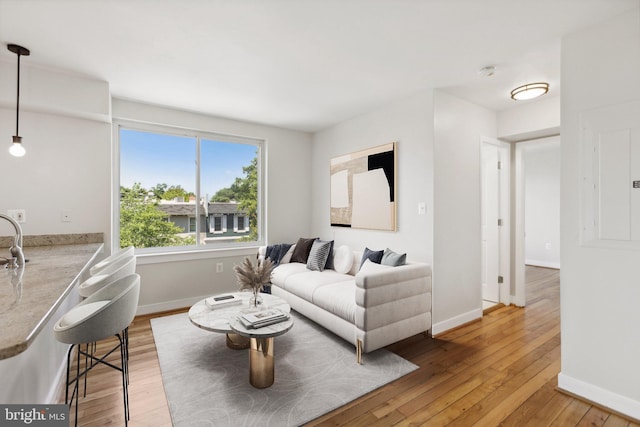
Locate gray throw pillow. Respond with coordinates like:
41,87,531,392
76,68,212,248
360,247,384,269
381,248,406,266
307,240,333,272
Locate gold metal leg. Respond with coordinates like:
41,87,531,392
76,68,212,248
249,337,274,388
226,333,250,350
356,339,363,365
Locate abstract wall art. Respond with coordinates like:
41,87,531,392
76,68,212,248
330,142,397,231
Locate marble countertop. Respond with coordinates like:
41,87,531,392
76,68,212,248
0,241,103,359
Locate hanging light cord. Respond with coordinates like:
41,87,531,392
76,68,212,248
15,52,21,137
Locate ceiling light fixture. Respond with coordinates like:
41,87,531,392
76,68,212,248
510,82,549,101
7,44,30,157
478,66,496,77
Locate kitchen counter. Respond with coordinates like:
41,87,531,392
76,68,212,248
0,239,103,360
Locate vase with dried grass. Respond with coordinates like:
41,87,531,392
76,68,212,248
234,257,274,309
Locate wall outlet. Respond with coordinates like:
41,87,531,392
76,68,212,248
7,209,26,223
61,210,72,222
216,263,223,273
418,202,426,215
545,242,551,250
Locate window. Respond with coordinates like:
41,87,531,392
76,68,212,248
116,123,263,253
212,216,223,233
237,216,245,232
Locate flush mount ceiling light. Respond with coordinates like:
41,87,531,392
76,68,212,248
510,82,549,101
478,65,496,77
7,44,30,158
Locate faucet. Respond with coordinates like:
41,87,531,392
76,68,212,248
0,213,25,267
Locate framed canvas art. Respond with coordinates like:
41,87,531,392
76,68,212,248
330,142,397,231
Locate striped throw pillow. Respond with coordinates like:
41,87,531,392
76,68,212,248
306,239,333,272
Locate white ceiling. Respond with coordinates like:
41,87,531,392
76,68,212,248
0,0,637,132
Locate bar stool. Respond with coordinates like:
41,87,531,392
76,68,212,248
54,274,140,426
89,246,134,276
79,254,136,298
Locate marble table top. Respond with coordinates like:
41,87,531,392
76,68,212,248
189,292,291,335
229,313,293,339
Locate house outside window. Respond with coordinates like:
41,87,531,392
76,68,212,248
116,122,264,253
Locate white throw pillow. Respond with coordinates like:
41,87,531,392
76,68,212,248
356,258,393,278
333,245,354,274
280,244,295,264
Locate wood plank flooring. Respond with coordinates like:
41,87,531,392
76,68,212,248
60,266,640,426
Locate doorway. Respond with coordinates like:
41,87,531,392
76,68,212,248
514,136,561,305
481,137,511,308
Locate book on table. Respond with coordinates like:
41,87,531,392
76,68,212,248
240,309,289,328
205,294,242,309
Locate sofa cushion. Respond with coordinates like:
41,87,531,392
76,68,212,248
270,262,309,287
360,247,384,269
312,282,357,323
280,270,353,301
290,237,317,263
381,248,407,266
333,245,354,274
307,239,333,272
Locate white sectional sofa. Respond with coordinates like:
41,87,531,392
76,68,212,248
259,244,432,363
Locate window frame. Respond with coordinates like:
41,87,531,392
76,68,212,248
112,120,265,260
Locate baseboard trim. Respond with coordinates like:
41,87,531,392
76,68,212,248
137,296,206,315
525,259,560,269
557,373,640,422
511,293,526,307
431,308,482,336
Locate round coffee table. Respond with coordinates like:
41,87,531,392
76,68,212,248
188,292,290,349
229,313,293,388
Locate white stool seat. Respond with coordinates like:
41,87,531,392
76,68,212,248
79,255,136,298
90,246,134,276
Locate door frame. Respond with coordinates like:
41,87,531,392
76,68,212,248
481,137,511,306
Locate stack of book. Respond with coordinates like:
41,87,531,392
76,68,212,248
239,309,289,329
205,294,242,309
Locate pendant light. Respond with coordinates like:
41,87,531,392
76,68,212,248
7,44,30,157
510,82,549,101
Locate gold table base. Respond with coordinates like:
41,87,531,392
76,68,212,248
226,333,250,350
249,337,274,388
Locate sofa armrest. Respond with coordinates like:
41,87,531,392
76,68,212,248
355,262,432,331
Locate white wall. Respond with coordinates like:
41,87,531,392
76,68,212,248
432,90,497,334
523,136,561,268
0,62,111,249
497,95,560,142
112,99,313,313
310,91,434,263
559,8,640,419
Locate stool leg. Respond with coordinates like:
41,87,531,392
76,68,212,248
74,345,80,427
64,344,74,405
118,333,129,426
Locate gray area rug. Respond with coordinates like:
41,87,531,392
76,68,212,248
151,311,417,426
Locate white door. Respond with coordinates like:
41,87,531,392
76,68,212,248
481,139,509,303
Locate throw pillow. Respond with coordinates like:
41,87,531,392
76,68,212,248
324,240,335,270
381,248,407,266
356,258,393,279
280,244,295,264
333,245,354,274
307,239,333,272
360,247,384,269
290,237,318,264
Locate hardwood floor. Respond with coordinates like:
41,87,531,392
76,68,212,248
61,266,639,426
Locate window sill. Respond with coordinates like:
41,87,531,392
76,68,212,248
135,245,261,265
